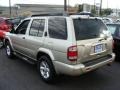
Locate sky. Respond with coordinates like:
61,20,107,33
0,0,120,9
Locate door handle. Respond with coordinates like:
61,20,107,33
22,37,25,39
99,38,104,41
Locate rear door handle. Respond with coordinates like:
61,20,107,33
48,42,52,43
22,37,25,39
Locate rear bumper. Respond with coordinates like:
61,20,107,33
53,53,115,76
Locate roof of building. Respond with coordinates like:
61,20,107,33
16,4,64,8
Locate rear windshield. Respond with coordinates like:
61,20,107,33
73,19,107,40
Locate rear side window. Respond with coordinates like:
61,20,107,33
73,19,107,40
48,17,67,40
29,19,45,37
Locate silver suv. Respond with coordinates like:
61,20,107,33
5,14,115,83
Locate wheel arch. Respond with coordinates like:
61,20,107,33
36,48,55,61
4,37,14,50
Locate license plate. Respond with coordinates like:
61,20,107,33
94,44,103,53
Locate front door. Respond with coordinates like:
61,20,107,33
11,20,30,55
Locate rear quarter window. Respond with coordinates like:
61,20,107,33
48,17,67,40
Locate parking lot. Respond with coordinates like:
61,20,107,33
0,48,119,90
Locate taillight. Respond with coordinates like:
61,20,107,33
67,46,78,62
112,40,114,49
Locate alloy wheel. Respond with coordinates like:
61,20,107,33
40,61,50,79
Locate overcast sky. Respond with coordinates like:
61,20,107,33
0,0,120,9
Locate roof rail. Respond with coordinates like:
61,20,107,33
73,12,94,17
31,12,69,17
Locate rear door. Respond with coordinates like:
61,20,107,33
25,18,46,59
44,17,69,63
73,18,113,63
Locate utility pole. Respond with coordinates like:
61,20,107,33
64,0,67,12
9,0,11,18
94,0,95,11
100,0,102,16
107,0,108,9
68,0,69,12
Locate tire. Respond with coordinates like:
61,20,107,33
0,39,3,48
5,41,14,58
37,55,56,83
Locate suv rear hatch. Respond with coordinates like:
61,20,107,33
73,18,113,64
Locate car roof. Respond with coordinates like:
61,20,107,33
106,23,120,26
25,16,66,20
75,12,94,17
23,12,98,20
24,15,100,20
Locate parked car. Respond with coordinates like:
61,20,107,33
106,23,120,60
0,17,12,48
10,16,27,28
5,14,115,83
115,19,120,23
102,17,113,24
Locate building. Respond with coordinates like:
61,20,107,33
0,6,17,17
0,4,64,17
111,9,120,17
82,4,92,12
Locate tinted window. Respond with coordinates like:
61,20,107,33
5,19,12,25
73,19,107,40
29,19,45,37
118,27,120,37
48,18,67,40
107,25,117,35
0,18,4,23
16,20,30,34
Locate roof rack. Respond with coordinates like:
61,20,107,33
31,12,69,17
73,12,94,17
31,12,94,17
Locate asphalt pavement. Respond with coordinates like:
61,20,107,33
0,48,120,90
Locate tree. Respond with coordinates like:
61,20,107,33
78,5,83,12
103,8,113,15
21,11,32,17
91,9,97,15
